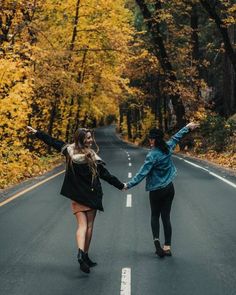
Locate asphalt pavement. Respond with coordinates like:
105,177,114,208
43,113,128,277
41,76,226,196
0,125,236,295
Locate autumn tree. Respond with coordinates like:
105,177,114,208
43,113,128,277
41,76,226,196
0,0,136,188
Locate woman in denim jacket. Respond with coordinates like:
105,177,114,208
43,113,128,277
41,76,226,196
125,122,199,257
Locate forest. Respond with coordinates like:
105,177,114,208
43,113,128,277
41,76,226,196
0,0,235,188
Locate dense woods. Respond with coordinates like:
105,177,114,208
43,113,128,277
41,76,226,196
0,0,235,188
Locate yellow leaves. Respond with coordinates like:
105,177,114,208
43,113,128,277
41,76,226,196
228,3,236,14
223,16,236,26
0,150,62,189
193,109,207,121
0,0,137,188
222,3,236,25
183,150,236,170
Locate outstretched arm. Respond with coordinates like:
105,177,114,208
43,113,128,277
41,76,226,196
26,126,67,153
167,122,199,151
98,164,124,190
126,152,155,189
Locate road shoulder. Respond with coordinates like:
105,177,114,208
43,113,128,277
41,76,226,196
0,164,64,203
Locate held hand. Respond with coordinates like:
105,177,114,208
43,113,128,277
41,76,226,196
122,183,128,191
186,122,199,131
26,126,37,134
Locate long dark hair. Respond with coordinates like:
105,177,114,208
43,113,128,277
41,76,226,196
148,128,169,154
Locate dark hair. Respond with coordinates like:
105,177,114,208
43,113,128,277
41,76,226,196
148,128,169,154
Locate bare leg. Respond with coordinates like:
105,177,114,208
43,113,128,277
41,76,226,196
75,211,88,251
84,210,97,253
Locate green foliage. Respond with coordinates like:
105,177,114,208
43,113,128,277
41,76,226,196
199,114,235,152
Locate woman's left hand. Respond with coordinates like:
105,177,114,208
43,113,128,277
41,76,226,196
26,126,37,134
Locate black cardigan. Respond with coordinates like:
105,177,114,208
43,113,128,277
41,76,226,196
35,131,124,211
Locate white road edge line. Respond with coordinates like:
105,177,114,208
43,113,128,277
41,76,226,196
209,172,236,188
174,156,236,189
120,268,131,295
0,170,65,207
128,172,132,178
183,159,209,171
126,194,132,207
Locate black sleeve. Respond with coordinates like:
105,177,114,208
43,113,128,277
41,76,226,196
35,131,68,154
98,164,124,190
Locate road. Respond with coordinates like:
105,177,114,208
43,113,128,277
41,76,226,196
0,125,236,295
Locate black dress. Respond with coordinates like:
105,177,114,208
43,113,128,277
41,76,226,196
35,131,124,211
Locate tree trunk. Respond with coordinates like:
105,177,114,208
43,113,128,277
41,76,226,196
119,104,124,133
69,0,81,51
73,96,82,133
190,3,201,100
223,25,236,117
66,97,74,142
191,3,199,62
200,0,236,73
163,95,168,131
156,79,163,130
47,101,57,153
65,0,81,140
135,0,186,128
127,108,132,139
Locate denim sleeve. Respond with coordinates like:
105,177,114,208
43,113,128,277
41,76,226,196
127,152,155,189
167,127,189,151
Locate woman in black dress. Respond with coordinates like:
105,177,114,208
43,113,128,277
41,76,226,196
27,126,124,273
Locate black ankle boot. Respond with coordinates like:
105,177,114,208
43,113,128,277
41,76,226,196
163,249,172,256
77,249,90,273
154,240,165,258
84,253,97,267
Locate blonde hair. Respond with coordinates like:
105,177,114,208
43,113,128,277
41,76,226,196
72,128,98,182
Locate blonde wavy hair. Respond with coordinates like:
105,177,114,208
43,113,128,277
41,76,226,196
72,128,99,182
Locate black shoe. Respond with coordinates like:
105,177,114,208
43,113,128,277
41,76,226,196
163,249,172,256
84,253,97,267
154,240,165,258
77,249,90,273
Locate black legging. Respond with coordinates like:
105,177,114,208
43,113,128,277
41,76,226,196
149,182,175,246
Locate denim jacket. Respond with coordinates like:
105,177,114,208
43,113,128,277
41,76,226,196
127,127,190,191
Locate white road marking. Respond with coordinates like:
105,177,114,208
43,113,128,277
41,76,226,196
0,170,65,207
120,268,131,295
128,163,132,167
128,157,131,161
126,194,132,207
183,159,208,171
128,172,132,178
174,156,236,189
209,172,236,188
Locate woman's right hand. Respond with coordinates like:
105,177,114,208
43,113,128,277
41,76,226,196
186,122,199,130
26,126,37,134
122,183,128,191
